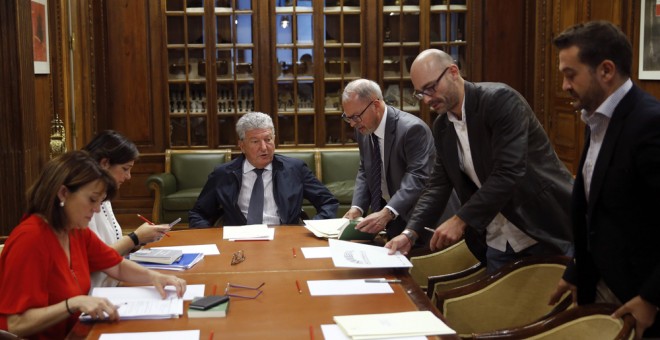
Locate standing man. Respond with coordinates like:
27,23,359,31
341,79,458,240
386,49,574,273
548,21,660,337
188,112,338,227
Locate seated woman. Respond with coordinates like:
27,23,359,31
83,130,170,288
0,151,186,339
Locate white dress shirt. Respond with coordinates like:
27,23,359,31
238,161,280,225
447,99,537,253
580,79,632,200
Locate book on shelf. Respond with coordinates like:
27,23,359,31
187,297,230,318
134,253,204,271
129,248,183,264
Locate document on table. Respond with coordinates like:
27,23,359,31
91,284,204,302
301,246,331,258
307,279,394,296
99,330,200,340
321,325,427,340
333,311,456,339
152,244,220,255
223,224,275,240
80,299,182,320
328,239,413,268
302,218,348,238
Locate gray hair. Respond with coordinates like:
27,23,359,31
341,79,384,103
236,112,275,140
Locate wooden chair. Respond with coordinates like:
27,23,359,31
435,255,573,338
472,303,635,340
408,240,485,294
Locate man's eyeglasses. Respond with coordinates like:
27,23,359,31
225,282,265,299
413,67,449,101
231,250,245,265
341,100,376,124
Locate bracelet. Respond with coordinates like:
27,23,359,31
127,232,140,246
65,298,74,315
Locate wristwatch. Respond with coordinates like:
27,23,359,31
386,207,396,220
401,229,418,245
127,232,140,246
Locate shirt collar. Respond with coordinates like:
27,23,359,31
581,78,632,122
447,92,467,124
373,105,388,139
242,159,273,174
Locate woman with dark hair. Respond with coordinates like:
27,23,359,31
0,151,186,339
83,130,171,288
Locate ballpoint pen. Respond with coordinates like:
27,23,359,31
292,247,297,258
424,227,436,233
137,214,171,237
364,279,402,283
295,279,302,294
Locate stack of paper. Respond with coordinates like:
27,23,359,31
134,253,204,271
85,286,189,320
129,248,183,264
329,239,413,268
333,311,456,339
304,218,372,240
223,224,274,241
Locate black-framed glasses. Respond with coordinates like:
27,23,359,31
225,282,265,299
231,250,246,265
341,100,376,124
413,67,449,101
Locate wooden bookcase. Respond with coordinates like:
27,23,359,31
161,0,473,149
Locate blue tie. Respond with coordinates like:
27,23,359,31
247,168,265,224
369,134,383,213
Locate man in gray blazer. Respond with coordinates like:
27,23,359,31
386,49,574,273
341,79,458,240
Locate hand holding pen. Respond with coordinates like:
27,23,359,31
135,214,175,243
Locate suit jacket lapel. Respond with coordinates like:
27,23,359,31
383,106,397,178
586,86,637,217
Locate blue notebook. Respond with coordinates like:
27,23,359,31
134,253,204,271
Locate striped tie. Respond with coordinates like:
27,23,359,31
369,134,383,213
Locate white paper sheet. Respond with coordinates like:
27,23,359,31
307,279,394,296
152,244,220,255
301,246,332,258
321,324,427,340
100,330,200,340
80,299,183,320
302,218,348,238
328,239,413,268
91,284,204,302
223,224,274,240
334,311,456,339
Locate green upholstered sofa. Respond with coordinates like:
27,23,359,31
146,148,359,225
146,149,232,224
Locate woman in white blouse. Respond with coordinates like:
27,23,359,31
83,130,171,288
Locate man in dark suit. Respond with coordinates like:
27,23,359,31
341,79,458,240
548,21,660,337
385,49,574,273
188,112,338,227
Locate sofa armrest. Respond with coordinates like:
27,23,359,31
146,172,176,223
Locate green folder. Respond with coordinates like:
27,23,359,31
338,219,376,241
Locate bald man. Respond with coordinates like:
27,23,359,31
386,49,574,273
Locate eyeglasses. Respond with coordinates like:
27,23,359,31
225,282,265,299
341,100,376,124
413,67,449,101
231,250,246,265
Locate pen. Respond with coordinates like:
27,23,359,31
424,227,436,233
212,284,217,295
309,325,314,340
295,279,302,294
137,214,171,237
365,279,402,283
292,247,297,258
209,330,214,340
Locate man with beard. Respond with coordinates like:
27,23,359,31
385,49,574,274
548,21,660,338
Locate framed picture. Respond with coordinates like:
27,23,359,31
639,0,660,79
31,0,50,74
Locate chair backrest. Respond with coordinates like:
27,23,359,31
166,149,231,190
319,148,360,184
438,256,571,336
409,239,480,290
473,303,635,340
276,148,318,178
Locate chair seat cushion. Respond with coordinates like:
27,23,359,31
325,180,355,204
162,188,202,210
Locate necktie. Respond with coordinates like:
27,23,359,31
247,168,265,224
369,134,383,213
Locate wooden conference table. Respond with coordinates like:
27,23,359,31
67,226,457,340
